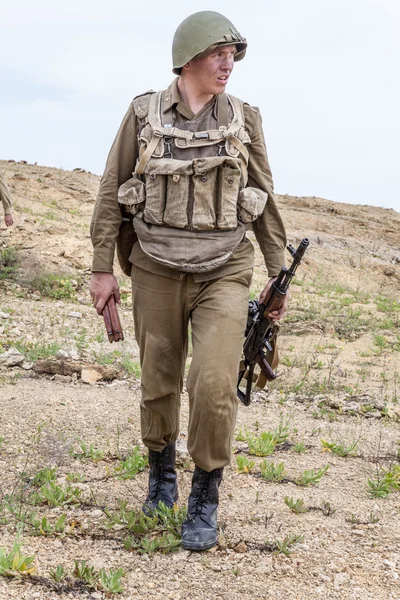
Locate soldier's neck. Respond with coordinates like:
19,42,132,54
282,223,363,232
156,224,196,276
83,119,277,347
177,76,214,116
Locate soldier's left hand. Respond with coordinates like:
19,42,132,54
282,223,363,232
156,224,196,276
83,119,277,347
259,277,290,321
4,214,13,227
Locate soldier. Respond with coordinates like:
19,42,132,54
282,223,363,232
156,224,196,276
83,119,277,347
0,170,13,228
90,11,288,551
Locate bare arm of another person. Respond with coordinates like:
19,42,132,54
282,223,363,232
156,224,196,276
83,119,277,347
244,104,288,320
0,171,13,227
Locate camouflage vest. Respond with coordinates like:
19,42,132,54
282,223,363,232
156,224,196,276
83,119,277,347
118,89,268,273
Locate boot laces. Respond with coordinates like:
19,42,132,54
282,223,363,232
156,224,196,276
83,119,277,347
149,453,168,499
187,470,214,522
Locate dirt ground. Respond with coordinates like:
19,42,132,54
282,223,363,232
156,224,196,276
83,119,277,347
0,160,399,600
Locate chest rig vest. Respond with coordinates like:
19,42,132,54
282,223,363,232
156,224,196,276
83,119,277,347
118,89,268,273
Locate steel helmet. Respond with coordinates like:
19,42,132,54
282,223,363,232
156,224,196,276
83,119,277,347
172,11,247,74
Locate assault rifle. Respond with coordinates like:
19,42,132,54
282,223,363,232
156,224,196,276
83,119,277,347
237,238,309,406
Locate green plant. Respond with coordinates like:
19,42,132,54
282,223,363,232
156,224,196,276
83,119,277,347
32,482,82,507
293,441,307,454
320,501,336,516
97,567,125,593
13,341,63,362
321,439,357,457
284,496,308,514
259,460,286,482
135,536,160,554
247,431,277,457
236,455,255,474
31,467,57,487
120,356,141,378
73,560,97,587
295,465,329,487
70,440,104,462
29,513,67,536
0,247,19,280
28,273,80,300
367,465,400,498
0,539,36,577
106,501,158,533
66,472,86,483
346,511,379,525
235,427,249,442
107,501,185,554
265,533,304,557
115,446,148,479
49,564,66,583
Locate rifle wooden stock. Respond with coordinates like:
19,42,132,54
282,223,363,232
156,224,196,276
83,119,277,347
102,295,124,343
257,354,277,382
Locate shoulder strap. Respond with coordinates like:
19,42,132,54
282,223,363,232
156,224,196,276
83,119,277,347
135,92,163,175
225,95,249,168
217,94,229,129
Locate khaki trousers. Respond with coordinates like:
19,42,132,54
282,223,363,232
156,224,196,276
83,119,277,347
131,266,252,472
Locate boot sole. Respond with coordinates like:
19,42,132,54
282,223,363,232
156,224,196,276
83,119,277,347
181,538,217,551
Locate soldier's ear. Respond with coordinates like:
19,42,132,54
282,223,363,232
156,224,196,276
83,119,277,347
182,62,191,71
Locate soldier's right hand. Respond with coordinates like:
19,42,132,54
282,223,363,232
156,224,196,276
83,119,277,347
90,272,121,315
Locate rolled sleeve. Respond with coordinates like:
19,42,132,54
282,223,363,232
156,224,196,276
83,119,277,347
244,105,287,276
90,103,138,272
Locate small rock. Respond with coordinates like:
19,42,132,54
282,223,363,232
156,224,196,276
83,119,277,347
90,509,104,518
364,410,381,419
318,573,330,582
234,541,248,553
53,374,72,383
0,311,11,319
176,439,189,454
0,327,3,334
21,361,33,370
254,557,273,574
392,572,399,580
383,560,396,569
334,572,350,588
56,350,69,359
0,348,24,367
343,402,360,413
78,296,91,306
387,405,400,421
68,311,82,319
81,368,102,384
9,327,20,336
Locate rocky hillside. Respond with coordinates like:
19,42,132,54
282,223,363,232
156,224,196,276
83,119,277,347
0,159,399,600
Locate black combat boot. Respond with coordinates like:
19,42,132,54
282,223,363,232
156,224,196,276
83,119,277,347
142,443,178,515
181,465,223,551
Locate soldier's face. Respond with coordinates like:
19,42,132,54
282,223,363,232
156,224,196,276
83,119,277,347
188,45,237,95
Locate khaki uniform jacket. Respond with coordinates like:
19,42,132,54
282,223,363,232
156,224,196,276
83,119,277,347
0,171,12,215
91,79,287,279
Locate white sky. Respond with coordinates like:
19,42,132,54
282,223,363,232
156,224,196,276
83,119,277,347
1,0,399,212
